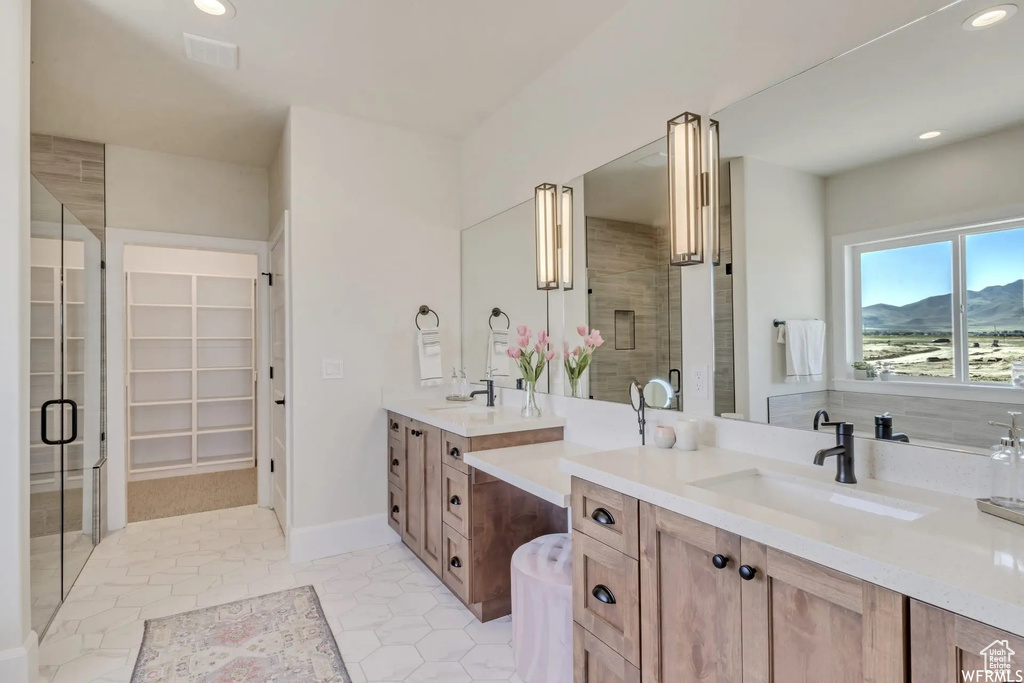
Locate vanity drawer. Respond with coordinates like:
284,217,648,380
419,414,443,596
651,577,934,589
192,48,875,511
387,436,405,489
387,412,405,448
443,431,472,475
572,478,640,559
574,623,640,683
441,523,472,604
387,482,404,536
573,532,641,667
441,465,472,538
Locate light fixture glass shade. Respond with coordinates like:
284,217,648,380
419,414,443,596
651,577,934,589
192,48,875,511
668,112,704,266
708,119,721,265
535,183,559,290
560,186,574,290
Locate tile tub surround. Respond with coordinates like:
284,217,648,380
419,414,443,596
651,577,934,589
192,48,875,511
463,441,596,508
559,445,1024,637
381,398,566,438
38,505,525,683
768,388,1024,452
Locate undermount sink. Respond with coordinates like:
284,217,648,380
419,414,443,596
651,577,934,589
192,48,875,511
693,469,936,525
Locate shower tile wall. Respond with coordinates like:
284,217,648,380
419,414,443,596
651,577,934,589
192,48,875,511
714,162,736,416
768,389,1020,450
587,217,667,403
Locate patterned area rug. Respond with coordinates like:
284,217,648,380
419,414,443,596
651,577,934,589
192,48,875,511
132,585,351,682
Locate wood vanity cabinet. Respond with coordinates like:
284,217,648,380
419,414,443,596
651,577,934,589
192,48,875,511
387,412,565,621
910,599,1024,681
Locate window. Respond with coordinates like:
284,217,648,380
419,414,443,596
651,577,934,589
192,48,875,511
855,223,1024,385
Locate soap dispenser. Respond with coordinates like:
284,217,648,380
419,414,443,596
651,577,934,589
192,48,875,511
988,411,1023,510
448,368,459,399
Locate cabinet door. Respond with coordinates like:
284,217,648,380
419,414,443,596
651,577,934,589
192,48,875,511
402,419,425,556
911,599,1024,682
740,541,905,683
420,424,443,575
573,532,641,666
639,502,743,683
574,623,640,683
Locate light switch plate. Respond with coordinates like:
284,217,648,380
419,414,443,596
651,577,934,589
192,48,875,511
690,364,709,399
322,359,344,380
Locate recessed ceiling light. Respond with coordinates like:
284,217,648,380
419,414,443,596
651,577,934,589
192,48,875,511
963,4,1017,30
193,0,236,18
919,131,943,140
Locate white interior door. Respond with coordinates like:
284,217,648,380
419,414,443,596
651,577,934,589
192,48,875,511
270,227,288,532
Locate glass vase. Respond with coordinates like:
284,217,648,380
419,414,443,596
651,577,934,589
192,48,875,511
569,377,581,399
521,381,542,418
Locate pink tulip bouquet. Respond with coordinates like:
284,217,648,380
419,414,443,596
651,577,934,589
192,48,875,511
506,326,553,417
564,325,605,398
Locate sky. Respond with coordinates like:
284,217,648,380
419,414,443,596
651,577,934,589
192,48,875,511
860,227,1024,307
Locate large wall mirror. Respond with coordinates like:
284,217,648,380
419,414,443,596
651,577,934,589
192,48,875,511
717,0,1024,455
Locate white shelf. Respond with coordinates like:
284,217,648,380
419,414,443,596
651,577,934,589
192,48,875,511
130,429,193,441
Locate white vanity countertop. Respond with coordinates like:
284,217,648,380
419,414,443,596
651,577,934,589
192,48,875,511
383,398,566,437
464,441,595,508
561,446,1024,636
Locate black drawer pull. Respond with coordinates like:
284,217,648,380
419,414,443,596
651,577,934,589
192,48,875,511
390,421,399,431
712,554,730,570
591,508,615,525
391,505,399,514
449,495,461,506
391,459,400,467
450,556,462,569
739,565,758,581
592,585,616,605
449,447,461,459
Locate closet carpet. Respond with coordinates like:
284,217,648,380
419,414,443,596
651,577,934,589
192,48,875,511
128,467,257,522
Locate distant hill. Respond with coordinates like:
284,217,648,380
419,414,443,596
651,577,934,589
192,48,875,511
863,279,1024,333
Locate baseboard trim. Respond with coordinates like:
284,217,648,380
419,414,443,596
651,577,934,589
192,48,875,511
0,631,39,683
288,513,400,564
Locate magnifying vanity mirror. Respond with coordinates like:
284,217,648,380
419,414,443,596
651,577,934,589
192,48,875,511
460,0,1023,459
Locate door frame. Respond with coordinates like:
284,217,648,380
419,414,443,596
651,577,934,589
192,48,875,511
267,211,292,537
105,228,271,532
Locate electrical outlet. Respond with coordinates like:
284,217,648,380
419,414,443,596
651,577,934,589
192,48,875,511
690,364,709,399
322,359,344,379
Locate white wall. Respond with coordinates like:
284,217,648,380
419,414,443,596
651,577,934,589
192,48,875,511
826,122,1024,237
268,119,291,228
0,0,36,679
733,157,826,422
123,245,258,278
106,145,270,240
286,106,461,556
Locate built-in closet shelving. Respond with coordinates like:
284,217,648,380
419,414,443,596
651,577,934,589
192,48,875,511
30,263,85,491
126,271,256,480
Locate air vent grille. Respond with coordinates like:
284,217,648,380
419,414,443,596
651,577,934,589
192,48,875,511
184,33,238,70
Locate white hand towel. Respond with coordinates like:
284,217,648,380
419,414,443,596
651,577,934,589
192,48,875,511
418,329,443,386
777,319,825,383
486,330,510,378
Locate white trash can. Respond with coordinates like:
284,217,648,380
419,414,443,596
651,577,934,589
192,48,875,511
511,533,573,683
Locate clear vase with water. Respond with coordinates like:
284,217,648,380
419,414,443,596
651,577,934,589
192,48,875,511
521,381,542,418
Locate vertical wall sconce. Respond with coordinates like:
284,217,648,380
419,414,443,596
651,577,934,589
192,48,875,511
535,183,559,290
667,111,706,266
708,118,721,266
560,186,574,290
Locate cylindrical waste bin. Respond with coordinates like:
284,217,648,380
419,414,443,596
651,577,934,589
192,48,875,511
511,533,573,683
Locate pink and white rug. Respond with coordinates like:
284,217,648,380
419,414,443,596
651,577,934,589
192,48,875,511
132,585,350,682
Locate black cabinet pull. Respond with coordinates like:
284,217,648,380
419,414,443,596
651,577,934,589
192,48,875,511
390,421,399,431
449,447,461,459
739,565,758,581
391,505,399,514
450,556,462,569
275,398,286,405
591,585,616,605
591,508,615,525
449,495,461,506
712,554,730,570
391,459,400,467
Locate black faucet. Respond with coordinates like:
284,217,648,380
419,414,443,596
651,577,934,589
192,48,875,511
874,413,910,443
469,379,496,407
814,421,857,484
813,409,830,431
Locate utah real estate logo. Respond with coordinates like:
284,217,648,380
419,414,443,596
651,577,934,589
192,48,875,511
962,640,1024,682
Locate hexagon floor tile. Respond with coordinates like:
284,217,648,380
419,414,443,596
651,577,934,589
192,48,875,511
37,505,535,682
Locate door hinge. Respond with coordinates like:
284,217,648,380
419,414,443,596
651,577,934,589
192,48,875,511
270,459,275,473
261,272,273,286
269,366,274,379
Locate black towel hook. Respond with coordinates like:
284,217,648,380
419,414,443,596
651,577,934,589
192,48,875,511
489,307,510,330
415,305,439,331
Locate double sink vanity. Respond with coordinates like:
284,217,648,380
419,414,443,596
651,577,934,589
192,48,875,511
383,398,1024,682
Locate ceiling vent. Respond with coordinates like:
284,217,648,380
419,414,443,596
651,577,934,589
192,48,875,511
184,33,238,69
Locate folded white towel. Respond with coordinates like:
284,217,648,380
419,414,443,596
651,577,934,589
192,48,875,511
486,330,509,378
777,319,825,383
418,329,443,386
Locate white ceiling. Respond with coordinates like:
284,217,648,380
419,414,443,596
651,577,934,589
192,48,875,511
30,0,631,167
715,0,1024,176
583,138,668,229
